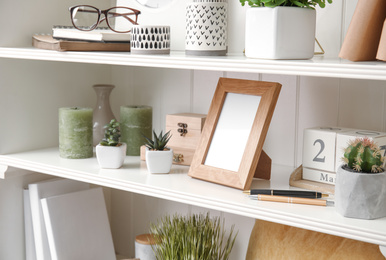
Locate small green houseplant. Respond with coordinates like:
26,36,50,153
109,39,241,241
96,119,127,169
240,0,332,9
335,137,386,219
144,130,173,174
240,0,332,59
341,137,384,173
150,213,237,260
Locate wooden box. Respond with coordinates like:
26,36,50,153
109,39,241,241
140,113,206,166
166,113,206,150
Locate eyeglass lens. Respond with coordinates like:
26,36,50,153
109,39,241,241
106,7,137,32
71,6,100,31
71,6,137,33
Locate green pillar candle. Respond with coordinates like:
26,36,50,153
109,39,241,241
120,106,152,156
59,107,93,159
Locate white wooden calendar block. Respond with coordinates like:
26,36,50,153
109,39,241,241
335,129,386,171
302,127,352,172
302,167,336,185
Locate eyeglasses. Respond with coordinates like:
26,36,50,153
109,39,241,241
69,5,141,33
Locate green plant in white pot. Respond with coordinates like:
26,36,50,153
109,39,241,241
240,0,332,59
96,119,127,169
144,130,173,174
335,137,386,219
150,213,237,260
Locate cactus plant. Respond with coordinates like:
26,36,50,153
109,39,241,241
99,119,121,146
143,130,172,151
342,137,385,173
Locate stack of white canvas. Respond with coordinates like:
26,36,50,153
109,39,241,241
23,178,116,260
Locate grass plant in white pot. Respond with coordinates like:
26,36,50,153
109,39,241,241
335,137,386,220
240,0,332,59
144,130,173,174
150,213,237,260
96,119,127,169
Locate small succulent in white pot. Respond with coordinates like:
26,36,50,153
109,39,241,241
335,137,386,219
96,119,127,169
144,130,173,174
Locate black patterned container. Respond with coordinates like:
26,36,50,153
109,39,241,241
185,0,228,56
131,25,170,54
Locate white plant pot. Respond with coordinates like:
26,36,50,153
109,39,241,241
185,1,228,56
335,165,386,220
96,143,127,169
245,7,316,60
145,148,173,174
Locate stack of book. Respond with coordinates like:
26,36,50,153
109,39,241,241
24,178,116,260
32,26,131,52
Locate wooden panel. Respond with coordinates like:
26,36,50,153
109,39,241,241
246,219,385,260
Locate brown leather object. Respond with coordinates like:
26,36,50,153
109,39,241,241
246,219,385,260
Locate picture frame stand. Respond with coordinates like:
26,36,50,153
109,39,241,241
254,150,271,180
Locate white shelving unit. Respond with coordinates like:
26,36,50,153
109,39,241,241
0,47,386,252
2,0,386,259
1,147,385,248
0,48,385,80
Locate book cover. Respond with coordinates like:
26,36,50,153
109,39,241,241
40,187,115,260
28,178,89,260
32,35,131,52
24,189,37,260
52,26,131,42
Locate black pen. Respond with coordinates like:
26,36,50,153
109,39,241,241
243,189,328,198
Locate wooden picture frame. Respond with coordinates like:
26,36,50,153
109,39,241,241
188,78,281,190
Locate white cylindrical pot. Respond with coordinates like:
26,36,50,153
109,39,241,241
131,25,170,54
185,0,228,56
335,165,386,220
245,7,316,59
135,234,156,260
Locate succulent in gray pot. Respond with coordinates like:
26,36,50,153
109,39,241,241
96,119,127,169
143,130,173,174
335,137,386,219
240,0,332,59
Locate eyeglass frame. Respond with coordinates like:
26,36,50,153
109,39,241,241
69,5,141,33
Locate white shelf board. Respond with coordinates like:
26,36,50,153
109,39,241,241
0,147,385,246
0,47,385,80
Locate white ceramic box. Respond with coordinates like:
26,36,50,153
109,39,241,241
245,7,316,59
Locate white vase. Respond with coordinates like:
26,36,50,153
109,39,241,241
185,0,228,56
335,165,386,220
245,7,316,60
145,148,173,174
96,143,127,169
